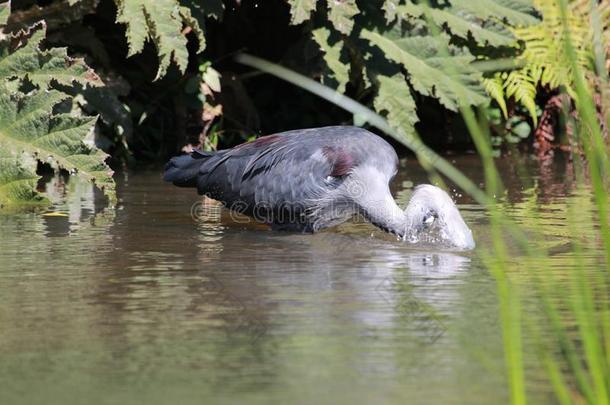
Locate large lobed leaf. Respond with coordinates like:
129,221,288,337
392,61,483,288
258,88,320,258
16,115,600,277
0,23,103,88
373,73,418,139
450,0,538,27
9,0,219,80
388,0,537,48
312,27,350,93
286,0,317,25
0,142,46,208
115,0,206,79
305,0,536,141
0,88,114,206
361,30,487,111
327,0,359,35
0,22,114,207
425,6,517,47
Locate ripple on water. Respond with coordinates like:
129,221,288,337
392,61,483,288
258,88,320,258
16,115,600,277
0,158,603,405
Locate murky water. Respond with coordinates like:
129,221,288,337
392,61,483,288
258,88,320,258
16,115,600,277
0,154,596,404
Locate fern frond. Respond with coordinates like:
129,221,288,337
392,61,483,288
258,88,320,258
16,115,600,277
484,76,508,118
503,69,538,125
491,0,610,125
512,0,609,92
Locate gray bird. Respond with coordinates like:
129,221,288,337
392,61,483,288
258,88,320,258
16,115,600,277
164,126,475,249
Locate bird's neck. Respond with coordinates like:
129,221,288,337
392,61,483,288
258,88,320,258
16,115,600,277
348,165,408,237
359,193,408,238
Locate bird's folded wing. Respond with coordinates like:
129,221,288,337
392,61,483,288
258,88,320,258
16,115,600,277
196,131,349,209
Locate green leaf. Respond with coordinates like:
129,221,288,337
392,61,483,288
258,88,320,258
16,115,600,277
511,120,531,139
178,0,225,53
390,2,428,22
361,30,487,111
504,69,538,126
72,84,133,142
382,0,400,23
115,0,204,79
373,73,418,140
312,27,350,93
0,144,47,207
0,1,10,26
353,112,367,126
0,23,102,88
394,2,517,46
202,65,221,92
0,21,114,207
0,86,114,204
327,0,359,35
179,6,206,54
449,0,539,27
427,6,517,47
286,0,317,25
483,76,508,118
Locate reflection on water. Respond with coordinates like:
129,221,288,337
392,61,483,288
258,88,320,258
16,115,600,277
0,155,593,404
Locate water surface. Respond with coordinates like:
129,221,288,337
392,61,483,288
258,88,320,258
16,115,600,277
0,154,592,404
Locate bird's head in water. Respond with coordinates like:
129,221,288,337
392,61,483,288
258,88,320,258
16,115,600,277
403,185,475,250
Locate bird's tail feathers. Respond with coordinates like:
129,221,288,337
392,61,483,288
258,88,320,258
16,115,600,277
163,150,214,188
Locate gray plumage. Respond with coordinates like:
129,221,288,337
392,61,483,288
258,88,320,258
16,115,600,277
164,126,475,249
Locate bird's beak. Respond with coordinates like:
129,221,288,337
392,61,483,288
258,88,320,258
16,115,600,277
442,214,475,250
403,184,476,250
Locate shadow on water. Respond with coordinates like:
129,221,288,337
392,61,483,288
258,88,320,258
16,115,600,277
0,154,591,404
